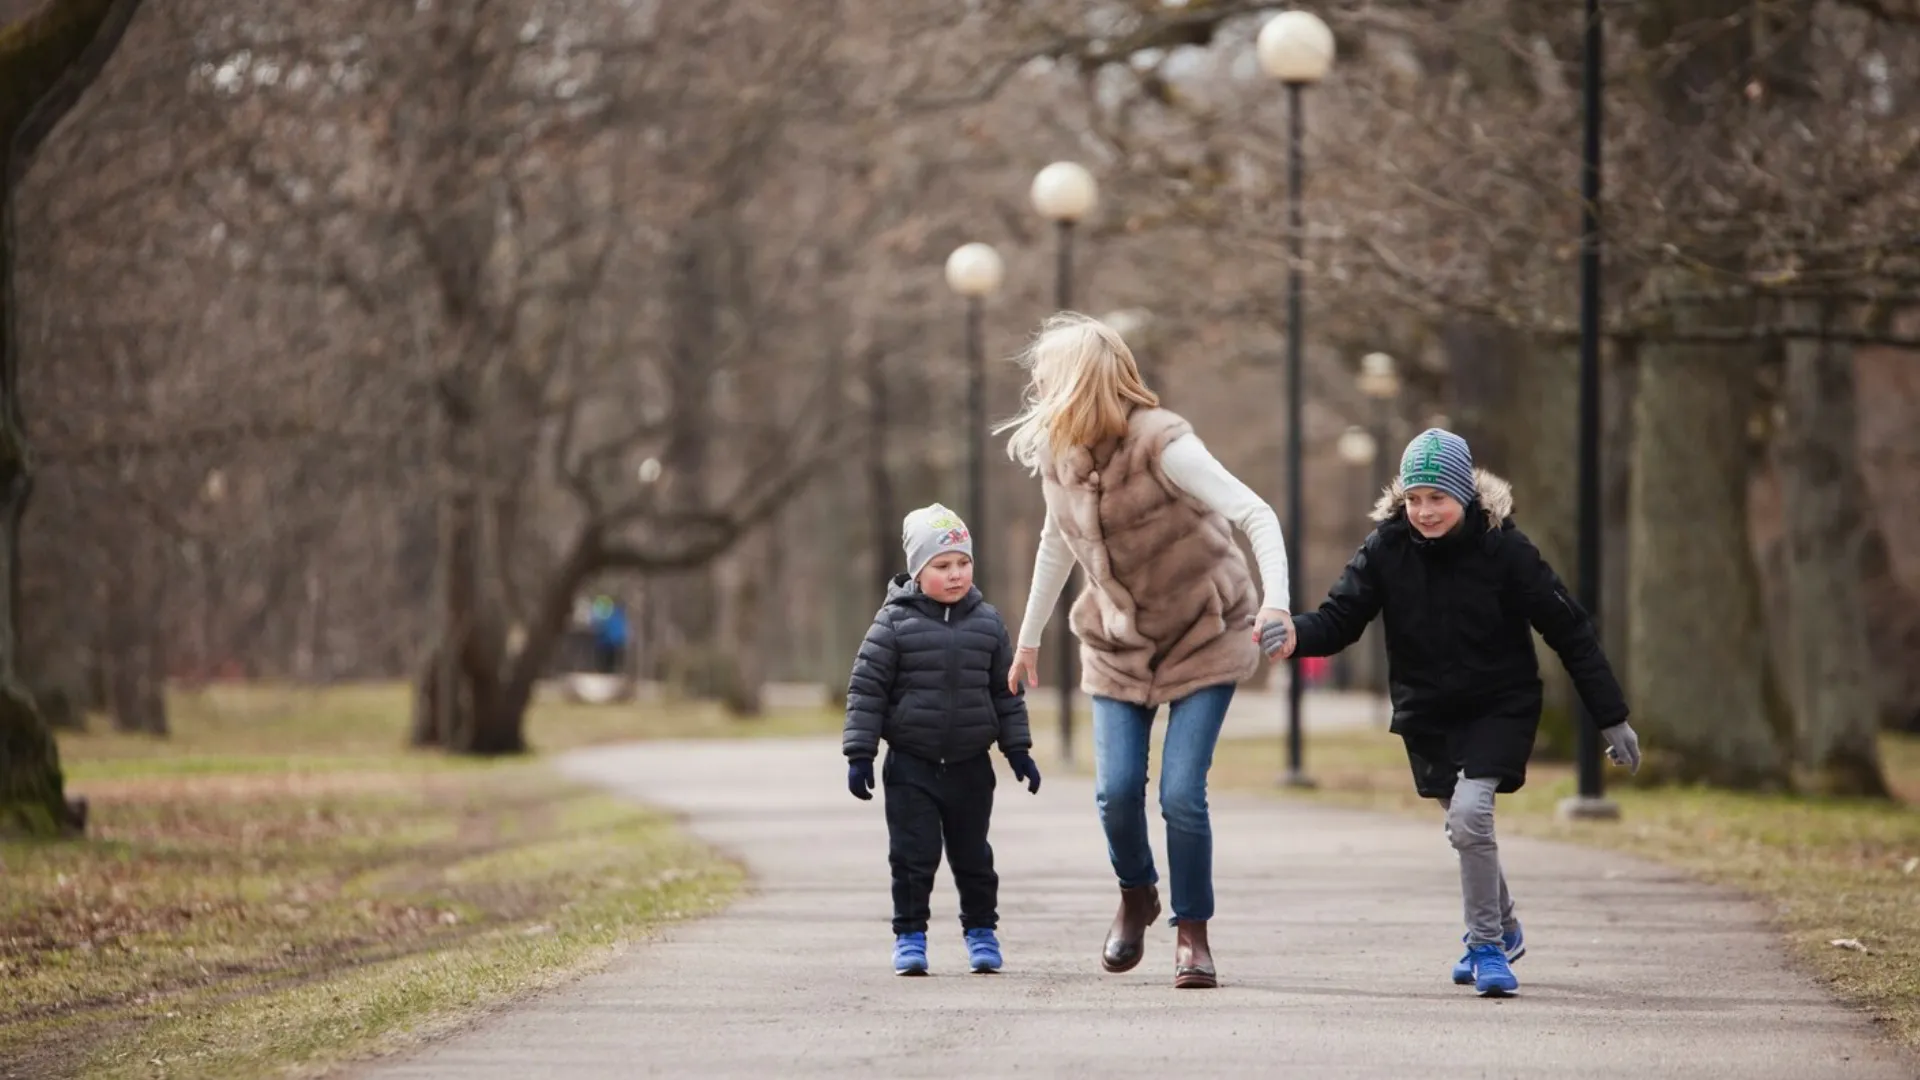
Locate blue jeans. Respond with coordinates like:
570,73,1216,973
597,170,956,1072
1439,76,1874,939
1091,683,1236,925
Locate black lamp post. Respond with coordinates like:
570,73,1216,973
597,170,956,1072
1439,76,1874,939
1561,0,1620,821
945,242,1006,598
1258,9,1334,789
1030,161,1099,767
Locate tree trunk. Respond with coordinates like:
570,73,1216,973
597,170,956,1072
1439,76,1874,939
864,341,894,590
1775,311,1887,795
1855,352,1920,733
102,539,167,734
1448,323,1581,758
717,529,767,717
656,221,722,656
0,0,147,836
1601,340,1639,690
1626,280,1789,788
409,470,525,755
1860,521,1920,734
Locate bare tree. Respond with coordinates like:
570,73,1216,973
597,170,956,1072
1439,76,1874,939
1,0,146,836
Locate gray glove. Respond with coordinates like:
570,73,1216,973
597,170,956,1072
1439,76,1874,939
1258,619,1290,659
1600,722,1641,774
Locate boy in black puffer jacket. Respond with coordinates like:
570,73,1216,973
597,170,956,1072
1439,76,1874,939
844,503,1038,977
1266,429,1642,999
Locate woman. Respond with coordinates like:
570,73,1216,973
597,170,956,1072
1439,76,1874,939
999,312,1293,989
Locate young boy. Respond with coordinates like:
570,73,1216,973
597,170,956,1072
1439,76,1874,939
844,503,1041,976
1265,429,1641,997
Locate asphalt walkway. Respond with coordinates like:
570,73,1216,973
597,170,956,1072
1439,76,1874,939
352,737,1913,1079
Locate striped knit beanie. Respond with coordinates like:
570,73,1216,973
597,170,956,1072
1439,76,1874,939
1399,428,1476,508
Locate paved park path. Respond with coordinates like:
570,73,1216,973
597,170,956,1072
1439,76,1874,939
354,737,1914,1079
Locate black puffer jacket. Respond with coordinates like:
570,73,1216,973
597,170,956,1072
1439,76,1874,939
1293,470,1628,732
842,576,1032,763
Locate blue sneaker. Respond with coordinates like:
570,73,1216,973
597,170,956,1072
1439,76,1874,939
965,928,1003,973
893,932,928,976
1467,943,1519,997
1451,923,1525,985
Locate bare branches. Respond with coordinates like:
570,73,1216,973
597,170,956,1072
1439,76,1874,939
1833,0,1920,23
5,0,147,187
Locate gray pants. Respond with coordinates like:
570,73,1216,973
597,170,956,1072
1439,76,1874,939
1441,775,1518,946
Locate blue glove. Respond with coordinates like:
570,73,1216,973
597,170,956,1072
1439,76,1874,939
848,758,875,800
1007,752,1042,794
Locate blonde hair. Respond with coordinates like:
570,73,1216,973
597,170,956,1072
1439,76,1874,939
996,312,1160,474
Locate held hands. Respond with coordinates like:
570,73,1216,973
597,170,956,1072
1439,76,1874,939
1006,751,1042,794
1600,722,1642,775
1253,608,1296,660
1008,646,1041,694
848,758,875,800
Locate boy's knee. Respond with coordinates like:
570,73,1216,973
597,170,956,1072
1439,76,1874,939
1444,779,1497,851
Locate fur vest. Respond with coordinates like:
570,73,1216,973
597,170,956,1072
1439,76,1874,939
1040,407,1260,706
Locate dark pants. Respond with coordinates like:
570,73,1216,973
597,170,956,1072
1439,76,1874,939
883,750,997,935
1398,699,1542,800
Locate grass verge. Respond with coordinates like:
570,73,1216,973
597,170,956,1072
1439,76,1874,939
1211,726,1920,1053
55,681,843,782
1,683,806,1079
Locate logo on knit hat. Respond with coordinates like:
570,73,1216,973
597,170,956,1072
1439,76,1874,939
1404,431,1446,485
1399,428,1476,508
903,502,975,577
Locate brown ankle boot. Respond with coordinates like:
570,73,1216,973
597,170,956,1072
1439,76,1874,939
1173,920,1217,988
1101,884,1161,973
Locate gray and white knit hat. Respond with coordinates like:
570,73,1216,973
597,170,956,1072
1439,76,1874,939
902,503,974,579
1399,428,1477,508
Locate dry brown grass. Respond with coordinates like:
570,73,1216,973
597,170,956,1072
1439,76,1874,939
1,683,775,1079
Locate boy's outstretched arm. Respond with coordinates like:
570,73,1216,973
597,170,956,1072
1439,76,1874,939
1290,539,1384,658
1508,529,1629,727
843,611,898,766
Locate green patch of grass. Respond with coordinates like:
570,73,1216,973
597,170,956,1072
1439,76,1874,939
5,681,826,1077
55,680,844,780
1212,726,1920,1053
2,764,738,1079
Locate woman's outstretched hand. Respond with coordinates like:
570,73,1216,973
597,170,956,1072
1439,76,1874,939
1253,608,1296,660
1009,646,1041,693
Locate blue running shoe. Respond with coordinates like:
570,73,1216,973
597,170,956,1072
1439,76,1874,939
1452,923,1525,985
1467,942,1519,997
965,928,1003,973
894,932,928,976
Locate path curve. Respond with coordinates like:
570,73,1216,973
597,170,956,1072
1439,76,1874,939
353,737,1913,1079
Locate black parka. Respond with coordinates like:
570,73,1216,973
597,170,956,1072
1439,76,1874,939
842,576,1033,763
1293,471,1628,733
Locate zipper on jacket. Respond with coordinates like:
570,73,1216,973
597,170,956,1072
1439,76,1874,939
940,603,956,763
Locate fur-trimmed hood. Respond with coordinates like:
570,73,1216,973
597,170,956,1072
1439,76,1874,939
1370,468,1515,527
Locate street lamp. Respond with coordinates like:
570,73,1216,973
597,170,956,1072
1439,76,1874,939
1357,351,1401,495
1031,163,1099,306
1258,9,1334,789
1561,0,1619,822
1032,160,1099,766
1335,425,1376,481
945,241,1006,597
